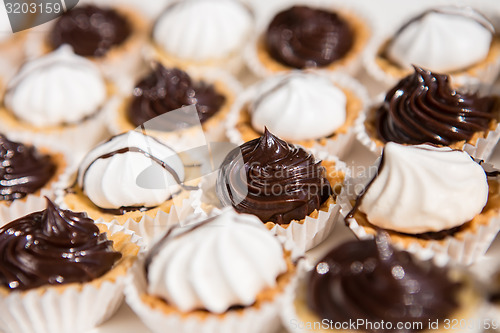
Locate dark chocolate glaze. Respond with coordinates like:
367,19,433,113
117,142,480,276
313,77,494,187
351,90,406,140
127,65,226,130
79,133,193,215
307,236,460,332
217,128,332,224
265,6,353,69
49,5,131,57
376,66,497,146
0,135,56,201
0,198,121,291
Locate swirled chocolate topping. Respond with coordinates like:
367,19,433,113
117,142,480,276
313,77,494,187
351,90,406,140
265,6,353,69
376,66,497,145
308,236,460,332
0,135,56,201
127,65,225,130
49,5,131,57
0,198,121,291
217,128,332,224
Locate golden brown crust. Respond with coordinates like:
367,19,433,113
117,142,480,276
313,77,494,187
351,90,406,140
139,249,296,320
255,9,370,74
234,86,363,148
0,224,140,297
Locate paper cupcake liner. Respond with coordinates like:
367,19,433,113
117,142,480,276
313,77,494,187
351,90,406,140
119,188,207,249
226,70,369,160
464,123,500,161
107,68,242,153
353,106,384,156
0,220,143,333
338,168,500,265
125,223,300,333
268,203,341,253
244,0,375,78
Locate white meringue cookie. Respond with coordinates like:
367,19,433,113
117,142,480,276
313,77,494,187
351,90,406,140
153,0,252,61
359,143,488,234
387,9,493,73
250,73,347,141
5,45,106,127
78,131,185,210
147,208,287,314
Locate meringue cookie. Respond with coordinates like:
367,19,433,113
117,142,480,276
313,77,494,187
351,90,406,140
386,9,493,72
250,73,347,141
153,0,252,61
146,208,287,314
5,45,106,127
359,143,488,234
78,131,184,210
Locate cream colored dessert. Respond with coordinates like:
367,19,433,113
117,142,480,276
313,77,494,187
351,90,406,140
63,131,190,223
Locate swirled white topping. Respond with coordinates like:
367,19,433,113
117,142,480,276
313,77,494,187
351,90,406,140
78,131,185,210
147,208,287,313
5,46,106,127
359,143,488,234
386,8,493,72
250,73,347,141
153,0,252,61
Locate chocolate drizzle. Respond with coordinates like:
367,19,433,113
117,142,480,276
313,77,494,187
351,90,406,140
375,66,497,146
0,198,121,291
127,65,226,130
79,134,193,215
217,128,332,224
0,135,56,201
265,6,353,69
307,236,460,332
49,5,131,57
